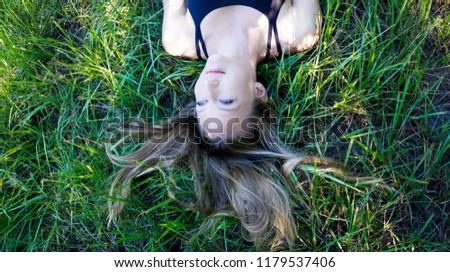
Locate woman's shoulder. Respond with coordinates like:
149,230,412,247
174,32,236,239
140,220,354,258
276,0,322,53
162,0,198,59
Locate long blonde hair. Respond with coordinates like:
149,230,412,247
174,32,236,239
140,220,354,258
106,101,346,249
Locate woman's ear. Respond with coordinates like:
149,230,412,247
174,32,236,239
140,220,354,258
255,82,267,101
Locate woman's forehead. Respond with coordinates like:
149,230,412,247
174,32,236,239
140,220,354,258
196,106,254,139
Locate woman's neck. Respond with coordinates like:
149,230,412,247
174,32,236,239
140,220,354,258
204,27,263,71
199,5,271,68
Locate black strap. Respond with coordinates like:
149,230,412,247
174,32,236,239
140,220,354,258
266,23,273,60
195,26,209,59
273,23,282,54
265,20,282,60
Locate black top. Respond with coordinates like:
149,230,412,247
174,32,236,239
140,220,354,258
186,0,285,59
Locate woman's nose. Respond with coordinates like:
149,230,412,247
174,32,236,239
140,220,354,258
208,79,219,87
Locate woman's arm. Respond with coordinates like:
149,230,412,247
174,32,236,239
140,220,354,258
162,0,186,16
278,0,322,52
162,0,197,58
292,0,322,49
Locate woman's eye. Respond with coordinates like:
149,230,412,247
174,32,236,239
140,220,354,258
196,100,207,106
220,99,234,105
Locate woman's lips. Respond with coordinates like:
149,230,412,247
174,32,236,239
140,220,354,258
206,69,225,74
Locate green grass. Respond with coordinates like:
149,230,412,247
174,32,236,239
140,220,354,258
1,0,449,251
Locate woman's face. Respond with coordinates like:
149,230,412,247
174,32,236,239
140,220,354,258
194,54,266,140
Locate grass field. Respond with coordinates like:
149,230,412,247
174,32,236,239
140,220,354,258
1,0,449,251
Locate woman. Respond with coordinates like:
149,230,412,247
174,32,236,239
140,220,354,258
108,0,328,249
162,0,322,139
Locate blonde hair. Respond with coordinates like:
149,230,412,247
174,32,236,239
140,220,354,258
106,101,346,249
